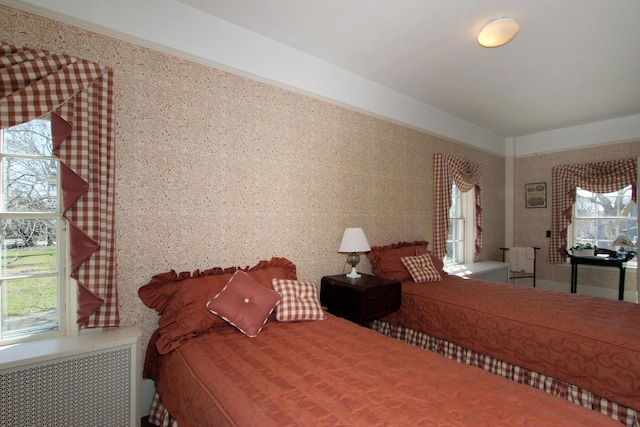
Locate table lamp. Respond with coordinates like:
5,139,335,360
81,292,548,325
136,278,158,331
338,228,371,279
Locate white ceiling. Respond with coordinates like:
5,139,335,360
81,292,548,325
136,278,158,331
177,0,640,138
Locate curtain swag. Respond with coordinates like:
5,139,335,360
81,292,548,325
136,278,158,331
432,153,483,260
0,42,118,328
548,157,637,264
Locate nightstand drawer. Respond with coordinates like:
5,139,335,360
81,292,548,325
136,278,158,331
364,284,398,303
321,274,401,323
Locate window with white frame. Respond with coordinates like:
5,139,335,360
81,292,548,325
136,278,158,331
572,185,637,265
0,116,66,343
446,183,475,265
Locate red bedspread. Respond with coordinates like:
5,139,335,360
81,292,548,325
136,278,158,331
380,275,640,412
146,313,620,427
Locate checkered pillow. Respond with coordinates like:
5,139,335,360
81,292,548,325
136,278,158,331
401,253,443,283
272,279,326,322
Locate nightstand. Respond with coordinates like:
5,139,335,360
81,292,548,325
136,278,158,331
320,273,401,323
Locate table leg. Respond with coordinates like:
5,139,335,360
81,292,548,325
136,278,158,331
619,267,625,301
571,262,577,293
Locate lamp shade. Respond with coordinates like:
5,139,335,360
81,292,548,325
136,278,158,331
478,17,520,48
338,228,371,253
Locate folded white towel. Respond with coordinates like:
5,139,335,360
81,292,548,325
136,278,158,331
524,247,535,273
509,247,535,274
508,247,527,272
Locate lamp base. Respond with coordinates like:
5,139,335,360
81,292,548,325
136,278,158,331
346,266,361,279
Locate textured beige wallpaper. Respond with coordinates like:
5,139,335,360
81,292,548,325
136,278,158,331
515,141,639,293
1,5,505,350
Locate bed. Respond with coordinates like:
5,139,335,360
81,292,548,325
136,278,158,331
367,241,640,427
139,257,622,427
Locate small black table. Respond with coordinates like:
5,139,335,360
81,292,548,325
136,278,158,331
569,255,626,300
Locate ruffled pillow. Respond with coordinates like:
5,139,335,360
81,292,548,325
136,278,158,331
367,241,430,281
401,253,443,283
207,271,281,337
272,279,326,322
138,257,296,354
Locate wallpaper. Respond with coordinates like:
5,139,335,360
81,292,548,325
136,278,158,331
0,5,505,354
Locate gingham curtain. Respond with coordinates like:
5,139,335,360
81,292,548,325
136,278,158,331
0,42,118,328
433,153,483,260
548,158,637,264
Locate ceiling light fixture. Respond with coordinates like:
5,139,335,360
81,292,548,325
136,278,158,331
477,17,519,48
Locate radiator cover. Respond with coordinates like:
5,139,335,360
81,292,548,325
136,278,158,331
0,327,140,427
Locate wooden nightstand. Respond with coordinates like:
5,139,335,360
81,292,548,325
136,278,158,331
320,273,401,323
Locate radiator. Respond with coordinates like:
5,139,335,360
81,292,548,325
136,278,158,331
0,326,141,427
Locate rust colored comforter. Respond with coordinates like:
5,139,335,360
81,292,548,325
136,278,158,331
380,275,640,412
146,313,620,426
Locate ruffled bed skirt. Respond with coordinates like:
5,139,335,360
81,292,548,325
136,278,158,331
372,319,638,427
147,392,178,427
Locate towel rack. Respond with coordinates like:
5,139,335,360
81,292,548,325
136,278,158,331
499,247,540,287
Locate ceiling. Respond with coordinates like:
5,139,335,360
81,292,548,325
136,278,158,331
177,0,640,138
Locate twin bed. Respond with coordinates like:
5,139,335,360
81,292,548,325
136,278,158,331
368,241,640,427
139,255,632,426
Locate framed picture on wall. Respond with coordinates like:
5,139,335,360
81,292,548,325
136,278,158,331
525,182,547,208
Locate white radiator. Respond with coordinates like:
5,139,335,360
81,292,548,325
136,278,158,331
0,326,141,427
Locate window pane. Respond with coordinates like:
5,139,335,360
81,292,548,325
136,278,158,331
445,241,463,264
619,218,637,242
2,157,58,213
1,276,58,336
575,190,596,218
2,118,53,156
574,219,595,245
1,221,58,276
594,219,616,246
618,193,634,217
448,219,463,239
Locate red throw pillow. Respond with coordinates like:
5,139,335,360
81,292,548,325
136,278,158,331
207,271,281,337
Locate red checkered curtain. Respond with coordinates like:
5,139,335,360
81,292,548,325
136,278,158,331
432,153,483,260
0,42,118,328
548,158,637,264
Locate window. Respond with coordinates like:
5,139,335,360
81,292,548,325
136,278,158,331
446,183,475,265
0,116,65,343
572,185,637,264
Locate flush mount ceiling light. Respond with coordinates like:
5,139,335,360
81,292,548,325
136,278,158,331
477,17,519,48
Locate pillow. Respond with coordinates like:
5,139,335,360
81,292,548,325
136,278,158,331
207,270,281,337
367,241,430,281
138,257,296,354
272,279,326,322
401,253,444,283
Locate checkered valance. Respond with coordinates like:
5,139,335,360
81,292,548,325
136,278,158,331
0,42,118,328
548,158,637,264
432,153,483,260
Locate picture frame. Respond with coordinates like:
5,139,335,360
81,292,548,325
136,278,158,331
525,182,547,208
